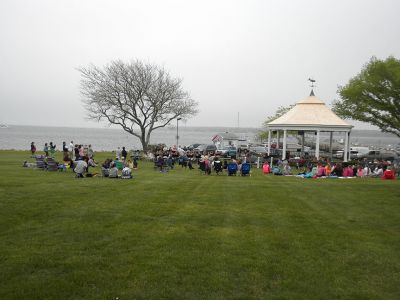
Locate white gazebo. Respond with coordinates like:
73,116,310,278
265,90,353,161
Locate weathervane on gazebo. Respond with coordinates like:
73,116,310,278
308,78,316,96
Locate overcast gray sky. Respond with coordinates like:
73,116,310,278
1,0,399,129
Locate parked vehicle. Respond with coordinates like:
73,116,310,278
249,146,268,155
204,144,217,155
363,149,398,161
193,144,217,156
187,143,202,151
349,147,370,158
216,146,237,158
334,147,398,161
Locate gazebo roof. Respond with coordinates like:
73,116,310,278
267,91,353,130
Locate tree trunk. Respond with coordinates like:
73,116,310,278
140,128,148,152
140,139,148,152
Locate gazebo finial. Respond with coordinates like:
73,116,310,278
308,78,316,96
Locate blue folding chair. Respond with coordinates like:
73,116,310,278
241,163,251,176
227,162,238,176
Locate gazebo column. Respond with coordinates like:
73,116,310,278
329,132,333,160
282,129,287,160
315,130,320,160
344,131,349,162
267,130,271,155
347,132,351,160
276,131,280,149
301,132,305,156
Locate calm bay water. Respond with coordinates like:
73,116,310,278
0,125,399,151
0,125,260,151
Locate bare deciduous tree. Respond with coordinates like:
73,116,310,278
79,60,198,150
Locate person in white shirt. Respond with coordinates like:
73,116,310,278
372,166,383,177
69,141,74,160
121,166,132,179
363,165,371,177
116,147,122,160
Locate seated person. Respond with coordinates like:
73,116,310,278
109,163,119,178
74,158,88,178
272,166,282,175
127,159,134,169
283,164,292,175
316,164,326,177
311,165,318,177
88,157,97,167
102,158,112,169
212,157,223,174
121,166,132,179
343,165,354,177
113,158,123,170
187,158,194,170
363,165,371,177
371,166,383,177
262,162,270,174
157,156,166,171
325,163,332,176
356,165,364,177
331,163,343,176
382,167,395,180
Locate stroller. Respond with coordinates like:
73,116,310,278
240,163,251,176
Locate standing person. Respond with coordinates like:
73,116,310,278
49,142,56,158
87,144,94,159
116,147,122,160
78,145,84,159
30,142,36,155
69,141,74,159
62,142,69,160
43,143,49,157
121,147,127,161
74,144,79,160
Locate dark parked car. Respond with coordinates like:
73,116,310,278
194,144,217,156
187,143,202,151
249,146,268,155
363,150,398,161
216,146,237,158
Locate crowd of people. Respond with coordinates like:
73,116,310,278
148,145,254,176
262,159,397,180
26,141,398,180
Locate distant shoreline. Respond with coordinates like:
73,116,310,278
1,125,399,152
2,123,396,136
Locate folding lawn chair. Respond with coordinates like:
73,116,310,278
227,162,238,176
240,163,251,176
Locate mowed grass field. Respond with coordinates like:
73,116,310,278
0,150,399,299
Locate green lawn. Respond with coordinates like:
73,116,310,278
0,150,399,299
